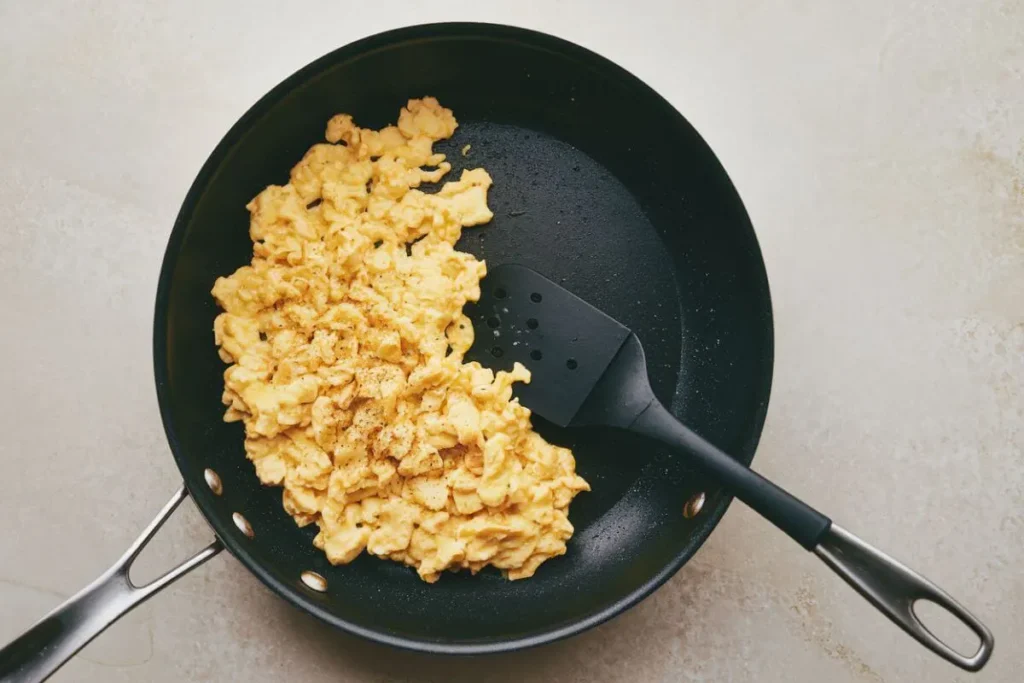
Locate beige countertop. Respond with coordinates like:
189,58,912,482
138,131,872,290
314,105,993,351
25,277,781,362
1,1,1021,681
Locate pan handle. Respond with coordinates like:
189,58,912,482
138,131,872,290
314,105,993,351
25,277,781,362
814,523,994,672
0,485,222,683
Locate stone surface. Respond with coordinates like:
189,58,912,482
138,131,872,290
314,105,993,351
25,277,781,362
0,1,1020,681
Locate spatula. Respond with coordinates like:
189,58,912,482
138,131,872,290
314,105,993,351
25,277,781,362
464,263,993,671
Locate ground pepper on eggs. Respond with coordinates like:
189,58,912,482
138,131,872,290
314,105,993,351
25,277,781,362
211,98,589,582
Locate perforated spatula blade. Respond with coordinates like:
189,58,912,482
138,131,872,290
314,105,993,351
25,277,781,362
464,263,631,427
463,263,994,672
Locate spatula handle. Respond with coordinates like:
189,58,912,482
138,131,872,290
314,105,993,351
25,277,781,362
629,399,994,671
630,399,830,548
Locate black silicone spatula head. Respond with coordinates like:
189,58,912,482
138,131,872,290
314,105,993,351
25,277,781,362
464,263,641,427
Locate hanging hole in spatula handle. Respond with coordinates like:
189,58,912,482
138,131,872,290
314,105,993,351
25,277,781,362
814,523,994,672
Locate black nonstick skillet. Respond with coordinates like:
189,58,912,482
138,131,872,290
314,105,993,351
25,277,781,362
0,22,992,682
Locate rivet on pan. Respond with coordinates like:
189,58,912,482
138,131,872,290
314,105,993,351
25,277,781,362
301,571,328,592
232,512,254,538
203,468,223,496
683,492,706,519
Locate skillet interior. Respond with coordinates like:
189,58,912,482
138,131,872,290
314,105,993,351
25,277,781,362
154,23,773,652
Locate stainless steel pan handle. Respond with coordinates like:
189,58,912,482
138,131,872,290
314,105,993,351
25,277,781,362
815,523,994,672
0,485,222,683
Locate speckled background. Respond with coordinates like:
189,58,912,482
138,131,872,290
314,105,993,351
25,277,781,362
1,1,1020,681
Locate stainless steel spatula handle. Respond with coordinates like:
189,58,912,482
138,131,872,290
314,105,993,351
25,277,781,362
631,397,994,672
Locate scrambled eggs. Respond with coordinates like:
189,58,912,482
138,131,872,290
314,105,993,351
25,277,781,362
212,98,589,582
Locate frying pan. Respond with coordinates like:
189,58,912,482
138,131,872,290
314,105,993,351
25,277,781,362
0,22,991,682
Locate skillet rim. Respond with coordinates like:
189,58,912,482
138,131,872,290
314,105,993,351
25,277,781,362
152,21,774,655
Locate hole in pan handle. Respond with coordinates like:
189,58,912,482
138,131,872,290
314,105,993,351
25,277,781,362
0,485,222,683
814,523,994,672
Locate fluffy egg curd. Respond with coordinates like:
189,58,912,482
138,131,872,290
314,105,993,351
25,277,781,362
211,98,589,582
